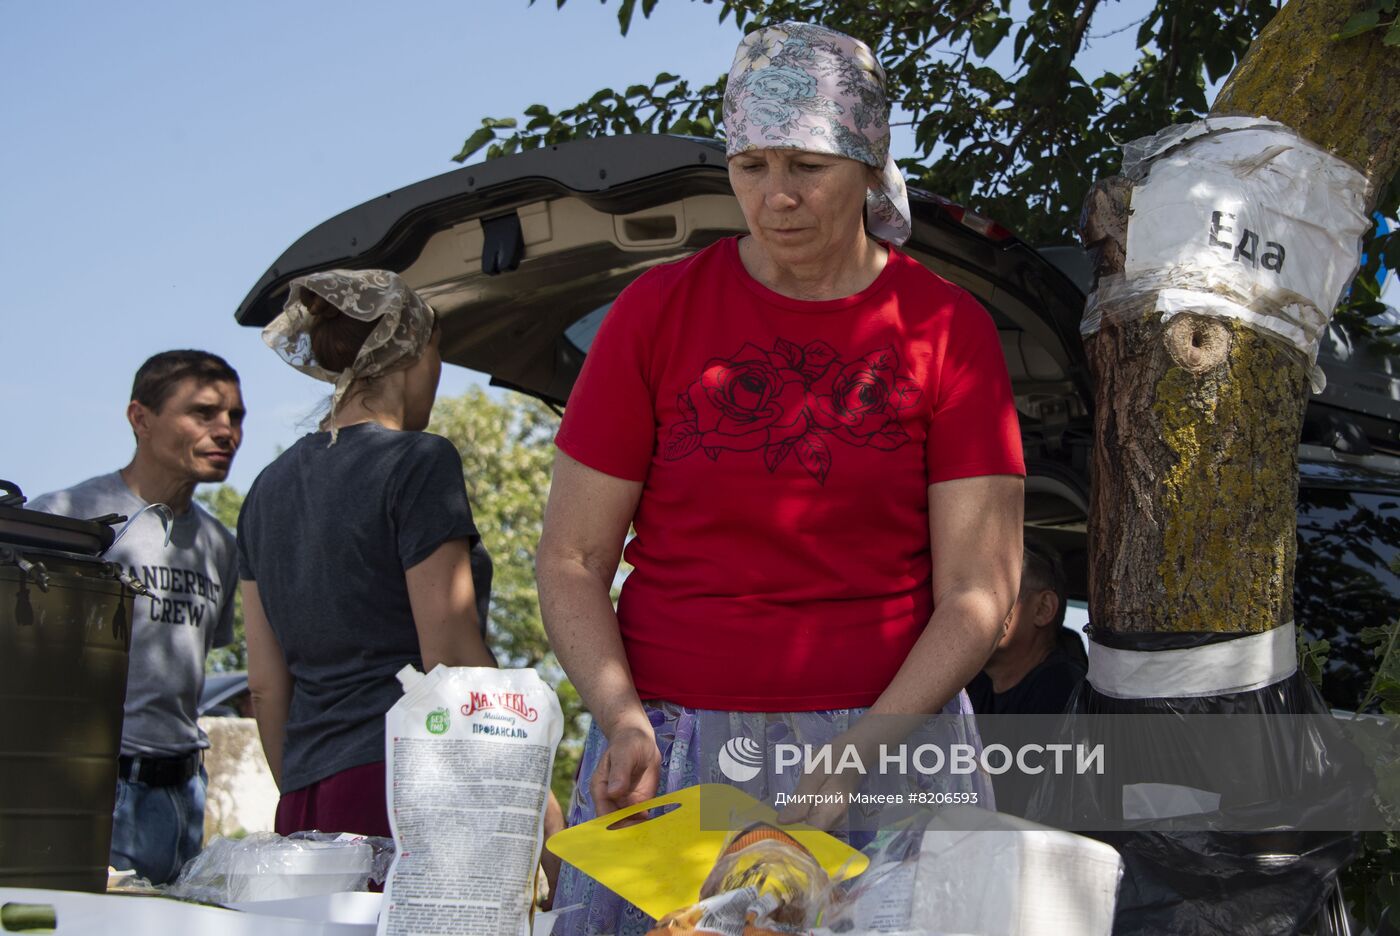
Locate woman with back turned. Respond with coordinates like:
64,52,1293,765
237,270,498,836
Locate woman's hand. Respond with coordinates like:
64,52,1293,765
590,721,662,818
775,758,865,831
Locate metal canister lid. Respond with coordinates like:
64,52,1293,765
0,480,119,556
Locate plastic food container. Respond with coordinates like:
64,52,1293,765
226,840,374,902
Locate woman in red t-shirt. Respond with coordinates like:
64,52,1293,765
540,23,1025,934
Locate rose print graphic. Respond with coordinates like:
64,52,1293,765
746,100,801,131
662,339,920,485
745,66,818,102
812,346,921,450
662,342,808,461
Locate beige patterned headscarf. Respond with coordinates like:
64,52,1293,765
723,22,911,245
263,269,436,443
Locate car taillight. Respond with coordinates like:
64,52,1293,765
938,202,1015,241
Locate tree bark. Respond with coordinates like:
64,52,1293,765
1080,0,1400,635
1213,0,1400,190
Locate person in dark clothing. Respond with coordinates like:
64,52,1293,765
239,270,497,836
967,541,1086,815
967,541,1085,716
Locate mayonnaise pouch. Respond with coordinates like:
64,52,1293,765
378,665,563,936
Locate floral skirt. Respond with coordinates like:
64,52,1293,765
550,693,992,936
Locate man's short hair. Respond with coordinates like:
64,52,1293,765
1021,539,1067,629
131,351,240,412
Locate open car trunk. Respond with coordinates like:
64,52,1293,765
237,134,1097,596
235,133,1400,653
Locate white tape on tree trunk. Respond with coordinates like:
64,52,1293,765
1082,117,1372,389
1086,621,1297,699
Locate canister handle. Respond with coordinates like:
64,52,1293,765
105,503,174,554
0,479,25,508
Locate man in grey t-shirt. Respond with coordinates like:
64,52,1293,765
30,350,245,884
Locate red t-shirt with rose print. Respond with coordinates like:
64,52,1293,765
555,236,1024,711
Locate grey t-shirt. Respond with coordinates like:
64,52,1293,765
29,473,236,757
236,424,492,794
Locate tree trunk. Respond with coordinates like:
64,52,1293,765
1080,0,1400,635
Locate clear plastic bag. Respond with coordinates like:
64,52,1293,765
646,823,834,935
812,826,922,934
814,816,1122,936
165,831,395,904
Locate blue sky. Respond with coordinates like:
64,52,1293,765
1,0,748,495
4,1,1387,499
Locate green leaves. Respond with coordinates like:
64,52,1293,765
452,0,1395,294
453,129,495,164
453,118,519,164
617,0,638,35
1297,632,1330,688
1012,23,1032,61
1333,0,1399,42
1345,832,1400,931
1337,10,1382,40
1202,37,1236,84
616,0,660,36
1356,558,1400,717
1337,223,1400,354
429,387,560,660
971,13,1012,59
461,68,726,164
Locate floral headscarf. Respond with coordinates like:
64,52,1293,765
723,22,912,245
263,269,436,443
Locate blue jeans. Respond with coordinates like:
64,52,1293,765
109,765,207,885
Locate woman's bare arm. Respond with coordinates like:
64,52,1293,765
872,473,1024,717
535,451,658,815
405,539,497,670
243,580,293,790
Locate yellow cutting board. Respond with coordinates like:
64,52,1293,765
545,783,868,919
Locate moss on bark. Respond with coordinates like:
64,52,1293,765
1214,0,1400,195
1084,315,1307,634
1152,323,1306,633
